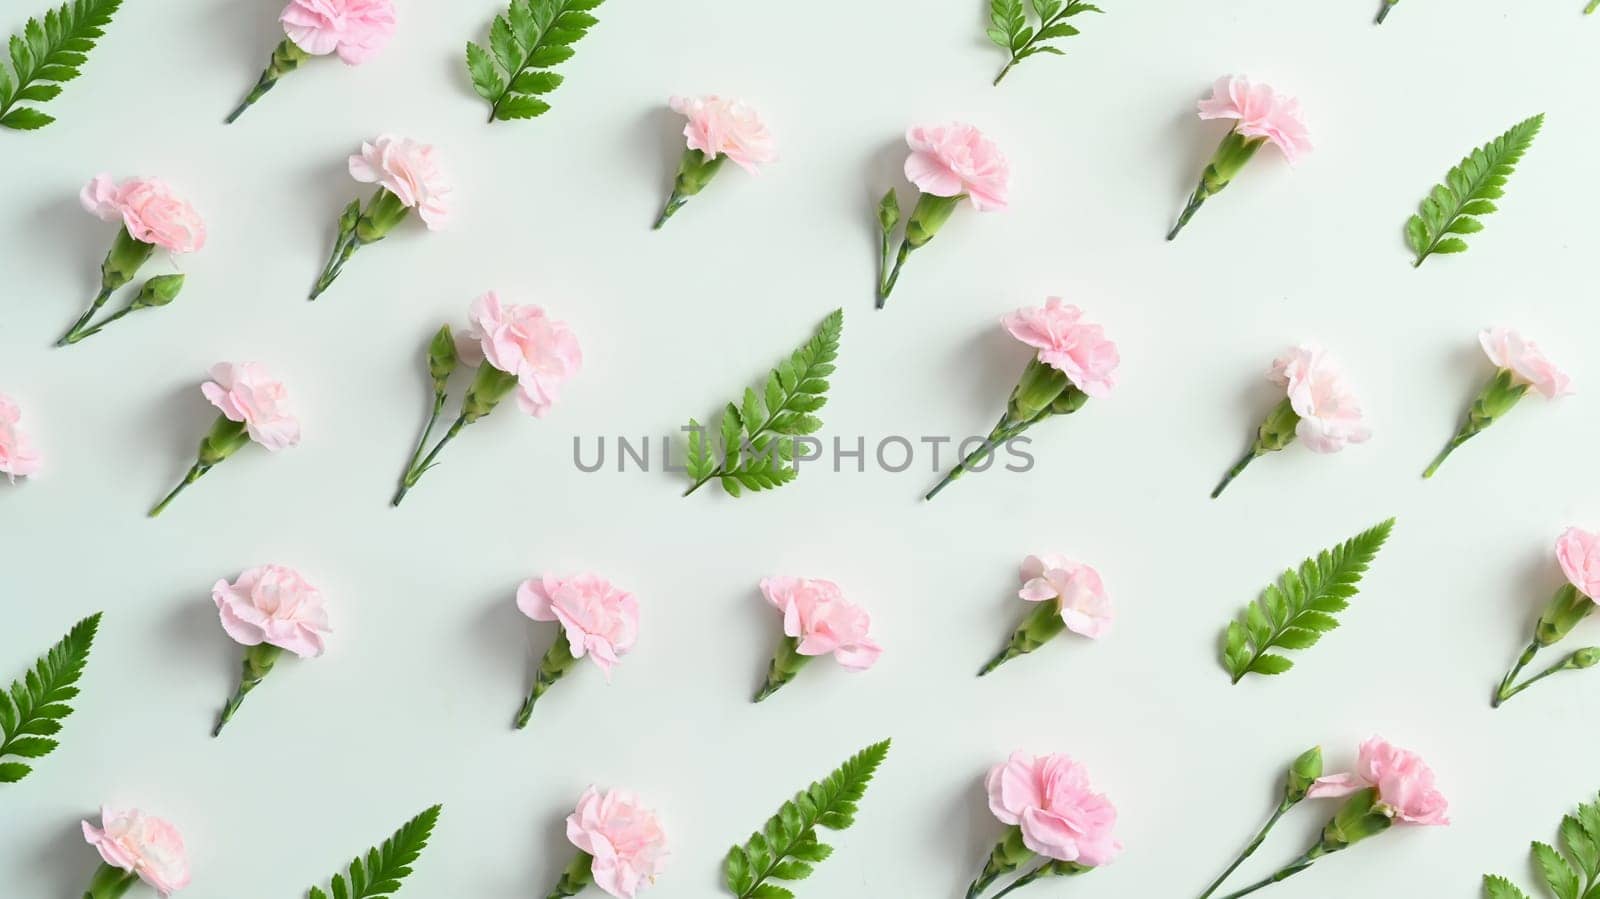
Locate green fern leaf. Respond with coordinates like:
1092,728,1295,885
989,0,1102,85
0,612,101,784
0,0,123,130
683,309,843,499
307,806,441,899
1483,875,1532,899
723,740,890,899
465,0,603,124
1405,114,1543,267
1221,519,1394,683
1483,791,1600,899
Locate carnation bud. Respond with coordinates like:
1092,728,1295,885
1284,746,1323,802
132,274,186,309
877,189,900,234
1570,647,1600,669
428,324,457,390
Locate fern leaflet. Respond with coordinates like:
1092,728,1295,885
1484,790,1600,899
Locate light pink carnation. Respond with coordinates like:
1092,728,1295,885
1002,298,1119,398
1019,554,1112,639
81,807,191,896
904,122,1010,211
281,0,397,65
1557,527,1600,600
459,292,583,418
1307,736,1450,826
518,573,639,677
1268,344,1371,453
201,362,301,452
668,95,777,173
1197,76,1312,163
80,175,207,254
212,565,330,658
348,135,451,230
985,752,1122,867
1480,327,1572,399
0,393,42,481
565,787,668,898
759,576,881,671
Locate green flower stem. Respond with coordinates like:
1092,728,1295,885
516,635,578,729
876,240,912,309
878,192,961,308
58,286,113,346
1497,647,1600,706
67,305,139,343
1421,436,1469,479
926,415,1031,502
395,414,469,506
148,462,212,518
653,149,725,229
979,598,1068,676
149,417,251,518
60,228,154,346
82,862,138,899
1211,449,1257,499
990,860,1088,899
754,635,814,702
1588,0,1598,14
968,826,1033,899
544,851,595,898
213,644,282,737
391,390,449,507
309,189,409,301
1198,800,1294,899
1424,369,1526,478
1375,0,1397,23
226,38,309,124
308,230,362,301
1168,130,1264,241
1494,640,1542,707
1214,847,1327,899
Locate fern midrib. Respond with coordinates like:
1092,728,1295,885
487,0,583,116
1419,141,1517,261
1009,1,1083,62
692,355,825,486
738,792,834,899
0,661,79,755
1236,575,1344,680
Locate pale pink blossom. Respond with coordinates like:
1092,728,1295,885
1197,76,1312,163
1018,554,1112,639
212,565,330,658
759,576,881,671
80,175,206,254
201,362,301,452
904,122,1011,211
1268,344,1372,453
459,292,583,417
1307,736,1450,826
348,135,452,230
281,0,397,65
668,95,776,173
985,752,1122,867
81,807,191,896
518,573,639,677
565,787,668,898
0,393,42,481
1480,327,1572,399
1557,527,1600,600
1002,298,1119,398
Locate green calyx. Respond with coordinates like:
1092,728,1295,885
905,192,964,248
544,851,595,899
1537,583,1594,647
1168,129,1265,241
754,635,814,702
979,598,1068,676
1007,358,1073,422
199,416,251,466
1213,397,1300,498
355,188,412,243
82,862,138,899
967,826,1032,899
103,227,155,292
654,148,727,229
515,634,579,729
1320,788,1394,852
463,364,519,422
213,643,283,737
1424,368,1527,478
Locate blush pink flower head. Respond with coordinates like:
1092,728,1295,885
1002,298,1119,398
1197,76,1312,164
985,752,1122,867
1019,554,1112,639
760,576,882,671
80,175,207,254
459,292,583,417
565,787,668,898
1557,527,1600,600
1479,327,1572,399
348,135,452,230
668,95,777,173
281,0,397,65
1307,736,1450,826
201,362,301,452
518,573,639,678
0,393,42,481
1268,344,1372,453
81,806,192,896
904,122,1011,211
212,565,330,658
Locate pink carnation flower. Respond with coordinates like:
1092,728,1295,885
281,0,397,65
212,565,330,658
348,135,452,230
459,292,583,418
1002,298,1119,398
668,95,777,173
1558,527,1600,600
759,576,882,670
518,573,639,677
1197,75,1312,163
1018,554,1112,639
1268,344,1372,453
565,787,668,898
201,362,301,452
1307,736,1450,826
81,807,191,896
80,175,206,254
904,122,1011,211
985,752,1122,867
1480,327,1572,399
0,393,42,481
